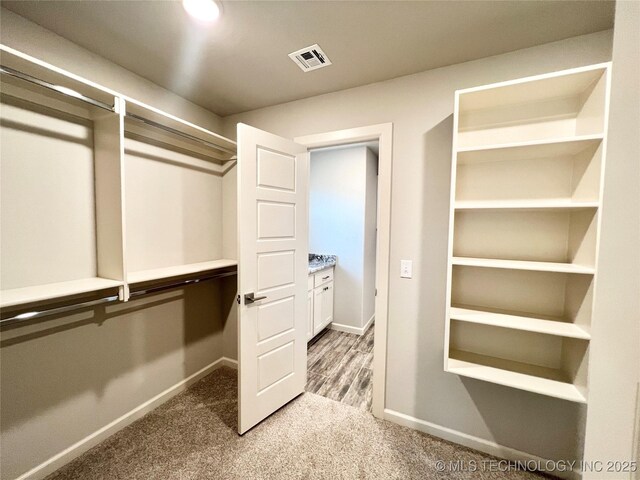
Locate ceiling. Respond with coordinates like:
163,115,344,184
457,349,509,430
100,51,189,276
2,0,614,117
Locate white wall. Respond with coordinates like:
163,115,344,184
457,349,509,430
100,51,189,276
223,30,614,463
0,10,234,479
582,1,640,476
363,148,378,327
310,146,376,331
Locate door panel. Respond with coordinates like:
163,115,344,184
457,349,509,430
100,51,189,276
237,124,308,434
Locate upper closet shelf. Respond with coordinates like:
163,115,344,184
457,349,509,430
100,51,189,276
454,200,599,211
0,278,123,309
127,259,238,285
451,257,595,274
1,45,117,119
124,100,237,163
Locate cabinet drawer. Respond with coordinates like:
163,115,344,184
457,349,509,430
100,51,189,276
308,275,314,291
314,268,334,288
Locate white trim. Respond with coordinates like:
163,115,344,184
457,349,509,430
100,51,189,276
295,123,393,420
16,357,236,480
329,314,374,336
384,409,581,480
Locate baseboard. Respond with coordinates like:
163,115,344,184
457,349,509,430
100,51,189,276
17,356,236,480
384,409,581,480
330,315,374,336
363,314,375,331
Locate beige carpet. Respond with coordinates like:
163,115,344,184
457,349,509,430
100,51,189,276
46,367,548,480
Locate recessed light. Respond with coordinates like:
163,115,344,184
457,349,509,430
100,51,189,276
182,0,221,22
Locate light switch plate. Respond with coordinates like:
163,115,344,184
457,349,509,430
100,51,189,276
400,260,412,278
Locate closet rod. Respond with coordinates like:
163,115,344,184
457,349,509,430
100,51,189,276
129,270,238,299
0,271,237,327
126,112,238,159
0,65,115,112
0,295,120,327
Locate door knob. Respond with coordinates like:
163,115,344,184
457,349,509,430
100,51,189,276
244,292,267,304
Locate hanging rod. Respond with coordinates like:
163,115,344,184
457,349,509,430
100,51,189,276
0,270,237,328
0,295,120,328
129,270,237,299
0,65,115,112
126,112,237,160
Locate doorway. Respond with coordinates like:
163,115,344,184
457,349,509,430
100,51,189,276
295,123,393,419
305,141,379,412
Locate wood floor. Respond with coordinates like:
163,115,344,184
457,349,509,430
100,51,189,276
306,323,374,411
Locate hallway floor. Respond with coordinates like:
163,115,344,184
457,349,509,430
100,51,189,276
46,366,546,480
306,323,374,411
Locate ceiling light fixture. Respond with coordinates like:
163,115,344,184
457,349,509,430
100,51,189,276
182,0,221,22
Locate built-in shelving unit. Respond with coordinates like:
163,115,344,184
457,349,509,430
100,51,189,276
0,45,238,312
444,63,611,403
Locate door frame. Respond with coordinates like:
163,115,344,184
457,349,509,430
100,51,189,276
295,123,393,419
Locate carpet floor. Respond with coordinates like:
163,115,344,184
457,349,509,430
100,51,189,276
46,367,548,480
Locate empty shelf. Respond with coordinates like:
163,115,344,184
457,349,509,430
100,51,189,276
456,134,603,159
450,306,590,339
447,350,587,403
127,259,238,284
451,257,595,274
1,277,123,308
454,200,599,211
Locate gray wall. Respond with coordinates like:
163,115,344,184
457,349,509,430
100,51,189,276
582,1,640,476
223,30,614,462
363,148,378,327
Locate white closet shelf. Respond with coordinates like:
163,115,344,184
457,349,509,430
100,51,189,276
456,134,603,158
0,277,123,308
450,306,591,339
127,259,238,284
447,350,587,403
454,200,599,211
457,65,607,113
451,257,595,274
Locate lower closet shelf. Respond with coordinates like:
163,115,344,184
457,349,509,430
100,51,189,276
447,349,587,403
0,277,123,308
127,259,238,284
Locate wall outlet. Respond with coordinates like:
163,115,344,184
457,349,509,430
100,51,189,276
400,259,412,278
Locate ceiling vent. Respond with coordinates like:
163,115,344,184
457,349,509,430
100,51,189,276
288,44,332,72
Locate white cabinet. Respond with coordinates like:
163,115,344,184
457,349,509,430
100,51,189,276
307,267,334,340
307,289,314,340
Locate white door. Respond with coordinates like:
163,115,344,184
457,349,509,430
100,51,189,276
237,123,309,434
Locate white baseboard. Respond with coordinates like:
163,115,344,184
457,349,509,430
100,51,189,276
384,409,581,480
330,315,374,336
17,356,237,480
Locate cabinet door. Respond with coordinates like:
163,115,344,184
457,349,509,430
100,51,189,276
321,281,334,328
313,286,324,335
307,289,313,341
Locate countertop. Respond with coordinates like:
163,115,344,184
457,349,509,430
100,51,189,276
308,254,337,274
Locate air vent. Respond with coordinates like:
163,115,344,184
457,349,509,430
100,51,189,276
288,44,332,72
